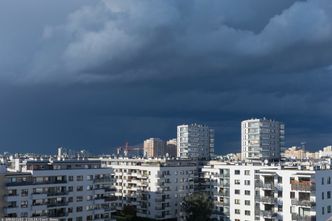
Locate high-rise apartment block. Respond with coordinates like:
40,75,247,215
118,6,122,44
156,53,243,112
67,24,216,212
241,118,285,161
177,124,214,160
143,138,165,158
165,139,177,158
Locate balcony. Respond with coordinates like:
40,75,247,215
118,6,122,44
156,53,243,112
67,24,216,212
256,181,274,189
291,199,315,207
48,212,68,218
218,190,230,197
291,181,315,192
292,213,316,221
32,213,48,217
94,177,112,183
261,210,276,218
47,191,68,196
260,196,276,204
47,201,68,208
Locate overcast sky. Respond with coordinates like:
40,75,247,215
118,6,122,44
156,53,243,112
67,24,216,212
1,0,332,154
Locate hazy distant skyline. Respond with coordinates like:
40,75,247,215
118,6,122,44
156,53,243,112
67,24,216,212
1,0,332,154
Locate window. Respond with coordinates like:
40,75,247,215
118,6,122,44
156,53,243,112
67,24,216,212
76,196,83,202
322,192,325,200
328,177,331,184
290,192,295,199
76,206,83,212
328,205,331,213
278,191,282,197
322,207,325,215
245,180,250,185
235,170,240,175
21,189,28,197
322,177,325,185
20,201,28,208
69,176,74,181
278,177,282,183
235,189,240,194
235,180,240,185
278,205,282,212
245,210,250,216
235,199,240,205
245,200,250,206
77,176,83,181
77,186,83,192
244,170,250,175
245,190,250,195
235,209,240,214
328,191,331,199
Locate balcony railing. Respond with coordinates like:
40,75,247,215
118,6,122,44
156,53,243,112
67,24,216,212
256,181,274,189
292,213,316,221
291,199,315,207
94,177,112,183
261,210,277,218
47,201,68,208
260,196,276,204
291,181,315,191
47,191,68,196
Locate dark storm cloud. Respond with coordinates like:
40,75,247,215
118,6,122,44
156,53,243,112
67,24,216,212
0,0,332,153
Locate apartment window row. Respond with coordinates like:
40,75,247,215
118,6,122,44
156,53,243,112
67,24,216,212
234,199,251,206
322,191,332,200
322,177,332,185
234,170,251,176
235,189,251,195
234,209,251,216
322,205,332,215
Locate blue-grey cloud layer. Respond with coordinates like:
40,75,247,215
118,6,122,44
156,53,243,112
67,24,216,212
0,0,332,153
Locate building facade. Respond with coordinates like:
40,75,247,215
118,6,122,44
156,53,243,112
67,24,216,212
241,118,285,161
100,157,196,220
202,160,332,221
2,159,116,220
144,138,166,158
177,124,214,160
165,139,177,158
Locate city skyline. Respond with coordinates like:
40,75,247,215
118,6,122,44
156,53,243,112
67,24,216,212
1,0,332,154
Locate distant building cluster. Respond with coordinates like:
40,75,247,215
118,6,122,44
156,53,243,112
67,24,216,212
1,118,332,221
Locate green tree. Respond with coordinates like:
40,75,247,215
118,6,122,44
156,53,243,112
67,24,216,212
181,192,213,221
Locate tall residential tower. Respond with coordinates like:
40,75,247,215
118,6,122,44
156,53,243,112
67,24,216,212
177,124,214,160
241,118,285,161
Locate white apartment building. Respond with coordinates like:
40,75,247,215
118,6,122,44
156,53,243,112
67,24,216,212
177,124,214,160
100,157,196,220
202,160,332,221
1,159,116,220
241,118,285,161
202,161,274,221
